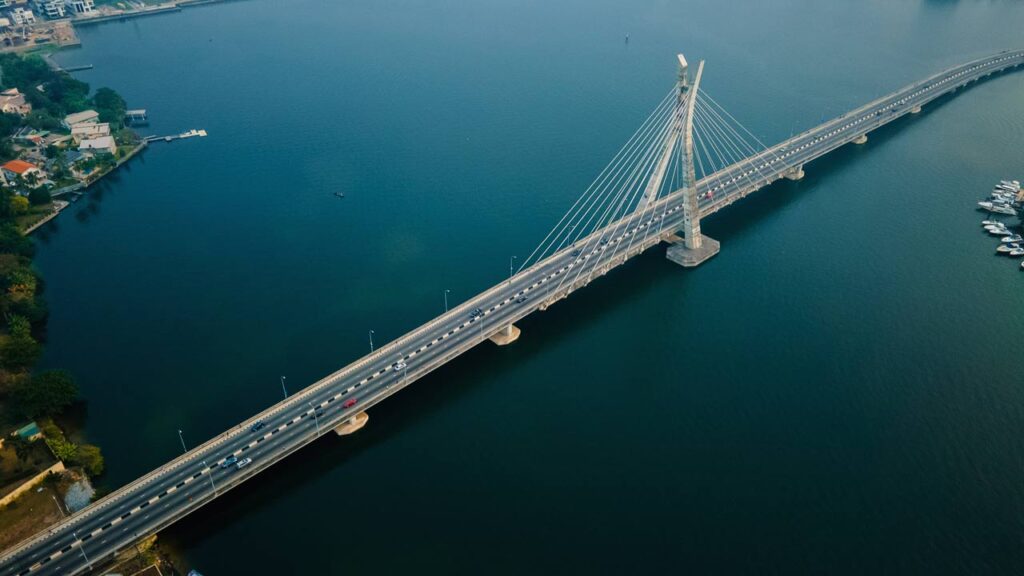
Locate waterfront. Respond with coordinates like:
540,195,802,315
36,0,1024,573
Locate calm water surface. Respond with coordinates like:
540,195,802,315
42,0,1024,573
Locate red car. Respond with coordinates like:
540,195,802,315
343,398,358,408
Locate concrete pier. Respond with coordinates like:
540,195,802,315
333,411,369,436
784,165,805,181
853,134,868,144
666,234,720,267
489,324,521,346
910,105,922,114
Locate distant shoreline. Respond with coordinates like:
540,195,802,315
71,0,245,27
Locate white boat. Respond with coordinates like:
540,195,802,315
988,227,1009,235
978,201,994,209
1000,180,1020,188
990,204,1017,215
1020,260,1024,270
1010,248,1024,257
1001,235,1023,243
996,243,1018,254
982,220,1002,227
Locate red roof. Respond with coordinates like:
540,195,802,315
2,160,36,174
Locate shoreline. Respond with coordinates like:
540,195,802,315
71,0,245,27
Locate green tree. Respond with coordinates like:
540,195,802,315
10,195,28,215
92,87,126,126
7,434,32,472
70,444,103,477
27,188,50,206
11,370,77,418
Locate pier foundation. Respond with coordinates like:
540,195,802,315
784,165,805,181
910,105,922,114
333,411,369,436
489,324,521,346
853,134,868,145
666,234,720,268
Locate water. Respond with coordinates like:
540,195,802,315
38,0,1024,573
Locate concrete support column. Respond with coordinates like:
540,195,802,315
784,165,805,181
334,411,369,436
489,324,520,346
910,105,922,114
853,134,868,145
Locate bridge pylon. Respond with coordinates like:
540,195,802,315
663,53,719,268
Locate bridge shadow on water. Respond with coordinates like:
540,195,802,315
159,67,1020,559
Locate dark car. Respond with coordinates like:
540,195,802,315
515,295,528,303
250,420,265,433
571,249,581,257
220,455,238,469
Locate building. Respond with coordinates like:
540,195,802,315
63,0,93,15
33,0,65,19
0,1,12,9
62,109,99,128
70,121,109,142
9,7,35,25
79,135,116,155
0,88,31,116
1,159,46,187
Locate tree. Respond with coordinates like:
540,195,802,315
71,444,103,477
10,195,28,215
7,434,32,472
28,188,50,206
11,370,77,418
92,88,126,127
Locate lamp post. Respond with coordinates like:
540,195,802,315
444,289,450,313
280,376,288,399
369,330,375,353
201,461,218,495
51,495,66,519
509,255,517,285
177,429,187,454
73,531,92,571
309,401,321,436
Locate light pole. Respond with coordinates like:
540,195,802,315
51,494,66,518
369,330,375,353
73,530,92,570
444,289,450,313
309,401,320,436
201,461,218,495
177,429,187,454
280,376,288,399
509,255,517,285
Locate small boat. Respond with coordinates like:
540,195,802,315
990,204,1017,215
996,243,1018,254
334,191,345,198
982,220,1001,227
1000,179,1021,188
978,201,994,209
988,229,1009,236
1001,235,1023,243
1020,260,1024,270
1010,248,1024,257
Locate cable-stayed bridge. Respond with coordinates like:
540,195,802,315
3,49,1023,576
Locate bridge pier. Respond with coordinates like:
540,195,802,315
910,105,922,114
784,165,805,181
333,411,369,436
853,134,868,145
665,234,719,267
489,324,520,346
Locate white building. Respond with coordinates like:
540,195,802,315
63,0,93,15
79,135,116,155
33,0,65,19
62,109,99,128
71,122,109,142
9,7,36,25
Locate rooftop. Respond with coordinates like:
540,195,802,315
2,160,38,174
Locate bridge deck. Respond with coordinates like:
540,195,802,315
3,49,1023,576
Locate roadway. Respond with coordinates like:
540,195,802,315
1,49,1022,576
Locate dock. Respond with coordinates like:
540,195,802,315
143,129,208,144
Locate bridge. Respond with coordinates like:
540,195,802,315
3,49,1022,575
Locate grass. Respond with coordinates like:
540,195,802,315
14,202,56,233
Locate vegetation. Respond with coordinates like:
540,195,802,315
10,371,77,419
39,420,103,476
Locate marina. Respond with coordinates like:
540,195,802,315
977,178,1023,268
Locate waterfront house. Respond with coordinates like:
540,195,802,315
33,0,65,19
12,126,46,147
62,109,99,129
63,0,93,15
0,88,31,116
71,121,109,143
78,135,116,155
1,159,46,187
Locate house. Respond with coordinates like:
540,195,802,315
33,0,65,19
1,159,46,187
62,109,99,128
12,127,47,147
13,422,42,442
9,7,35,25
71,121,109,142
63,0,93,14
79,135,116,155
0,88,32,116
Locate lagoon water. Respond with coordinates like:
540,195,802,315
41,0,1024,573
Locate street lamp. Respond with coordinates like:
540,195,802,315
369,330,375,353
309,401,321,436
51,495,66,519
444,289,450,313
201,461,218,496
72,531,92,570
177,429,187,454
280,376,288,399
509,255,517,285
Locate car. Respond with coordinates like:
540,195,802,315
343,398,358,408
600,238,608,245
515,294,528,303
220,456,238,469
571,249,581,257
393,360,407,372
250,420,265,433
235,457,252,470
314,409,325,418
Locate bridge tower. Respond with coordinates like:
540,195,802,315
663,54,720,268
